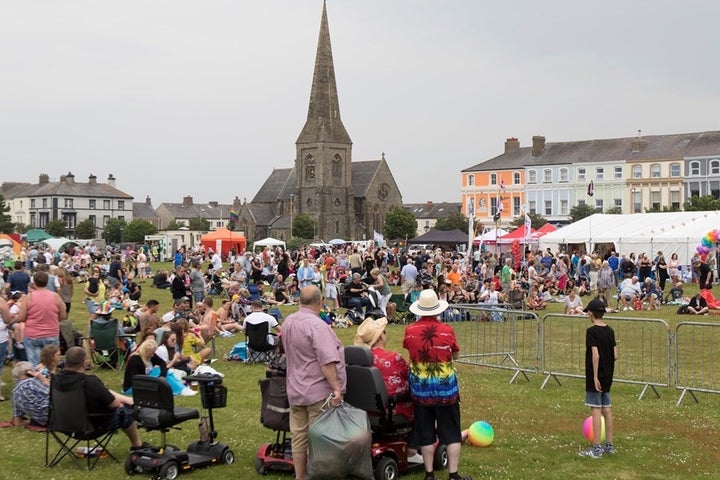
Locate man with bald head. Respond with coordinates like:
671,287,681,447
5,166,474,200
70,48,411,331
283,286,346,480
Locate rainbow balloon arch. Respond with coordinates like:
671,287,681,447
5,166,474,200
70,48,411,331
696,229,720,260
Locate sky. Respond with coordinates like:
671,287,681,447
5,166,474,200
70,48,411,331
2,0,720,207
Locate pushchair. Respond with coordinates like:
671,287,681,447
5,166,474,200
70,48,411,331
254,355,294,475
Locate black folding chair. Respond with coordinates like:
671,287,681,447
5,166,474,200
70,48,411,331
245,322,278,364
45,373,118,470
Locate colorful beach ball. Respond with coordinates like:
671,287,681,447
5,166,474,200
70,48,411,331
467,421,494,447
582,416,606,443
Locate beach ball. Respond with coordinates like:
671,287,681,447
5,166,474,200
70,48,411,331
582,416,606,443
467,421,494,447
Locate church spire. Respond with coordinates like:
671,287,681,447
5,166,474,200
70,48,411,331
297,1,351,145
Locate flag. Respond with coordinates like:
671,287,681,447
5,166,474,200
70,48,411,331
497,201,503,213
373,229,385,247
466,196,475,217
587,181,594,197
500,178,506,190
229,208,239,221
524,211,532,238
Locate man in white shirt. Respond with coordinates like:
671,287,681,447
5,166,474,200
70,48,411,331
210,250,223,272
243,300,281,346
400,258,418,295
619,276,642,310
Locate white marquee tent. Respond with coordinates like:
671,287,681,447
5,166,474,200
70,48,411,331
252,237,286,251
538,212,720,265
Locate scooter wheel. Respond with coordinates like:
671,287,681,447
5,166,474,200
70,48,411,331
221,449,235,464
125,456,140,475
159,460,180,480
374,456,398,480
254,457,267,474
434,444,449,470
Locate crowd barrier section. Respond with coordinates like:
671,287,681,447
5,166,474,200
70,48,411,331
451,304,540,384
541,314,671,400
675,322,720,406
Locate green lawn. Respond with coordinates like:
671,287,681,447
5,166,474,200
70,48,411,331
1,263,719,479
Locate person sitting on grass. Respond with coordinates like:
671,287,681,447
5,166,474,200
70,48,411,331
665,282,687,305
686,292,709,315
525,286,547,310
564,288,585,315
11,361,49,427
177,318,211,369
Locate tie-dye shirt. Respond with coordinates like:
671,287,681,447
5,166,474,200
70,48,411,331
402,316,460,406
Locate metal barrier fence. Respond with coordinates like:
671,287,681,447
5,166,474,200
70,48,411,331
675,322,720,405
451,304,540,384
540,314,671,399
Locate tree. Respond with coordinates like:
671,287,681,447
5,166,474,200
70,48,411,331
14,223,30,234
683,194,720,211
189,217,210,231
434,211,469,233
75,219,97,239
226,219,236,231
292,214,316,240
165,220,183,231
123,219,158,243
384,207,418,240
103,218,126,244
605,206,622,214
0,195,12,234
45,219,67,237
568,203,600,223
509,212,548,230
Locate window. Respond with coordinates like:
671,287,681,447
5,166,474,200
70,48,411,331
490,197,499,214
544,200,552,215
560,199,568,215
650,191,660,210
467,174,474,186
596,167,604,180
614,166,623,179
711,181,720,198
595,199,604,210
64,198,73,208
671,191,680,210
690,185,700,198
711,160,720,175
89,199,96,209
118,215,125,222
528,201,536,214
528,170,537,183
632,191,641,213
650,164,661,178
559,168,568,182
670,163,681,177
103,215,110,227
632,165,642,178
543,169,552,183
118,201,125,211
31,199,36,208
39,212,49,227
690,161,700,176
89,215,96,226
577,167,586,181
62,213,76,229
513,197,520,216
490,173,497,185
578,200,586,206
42,198,47,208
513,172,520,184
614,198,622,207
30,213,36,227
103,200,111,210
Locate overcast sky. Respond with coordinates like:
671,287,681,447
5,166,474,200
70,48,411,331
2,0,719,207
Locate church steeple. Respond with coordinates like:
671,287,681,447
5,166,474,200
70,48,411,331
296,1,351,145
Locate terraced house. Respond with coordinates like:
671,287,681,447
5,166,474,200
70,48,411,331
462,130,720,226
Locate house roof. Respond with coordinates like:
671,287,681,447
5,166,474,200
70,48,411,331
133,202,159,219
463,130,720,172
1,178,133,199
404,202,462,220
158,202,232,219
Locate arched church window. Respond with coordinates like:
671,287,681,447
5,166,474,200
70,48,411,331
332,154,342,177
305,155,316,180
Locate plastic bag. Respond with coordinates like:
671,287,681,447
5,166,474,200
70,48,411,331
307,398,373,480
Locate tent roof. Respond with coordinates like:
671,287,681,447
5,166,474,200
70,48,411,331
26,228,53,242
497,226,537,244
537,223,557,234
474,228,509,243
200,227,246,242
253,237,286,249
408,229,468,244
40,238,87,252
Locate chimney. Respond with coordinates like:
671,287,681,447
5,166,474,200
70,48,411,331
209,201,219,208
504,137,520,154
88,174,97,185
631,130,647,153
531,136,546,157
145,195,152,206
64,172,75,184
59,174,66,183
107,174,116,187
425,201,434,212
39,174,49,184
183,196,193,207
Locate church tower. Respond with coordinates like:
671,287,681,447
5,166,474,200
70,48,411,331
295,1,354,240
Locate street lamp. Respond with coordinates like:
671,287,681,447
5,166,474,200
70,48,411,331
289,194,294,239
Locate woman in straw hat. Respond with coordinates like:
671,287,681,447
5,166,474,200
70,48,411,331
403,289,471,480
354,317,422,464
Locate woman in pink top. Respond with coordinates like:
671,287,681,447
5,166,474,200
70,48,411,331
15,271,67,367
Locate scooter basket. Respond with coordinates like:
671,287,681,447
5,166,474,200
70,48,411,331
201,384,228,409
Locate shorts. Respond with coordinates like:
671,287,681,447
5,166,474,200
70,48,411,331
585,391,612,408
289,399,326,456
108,405,135,431
413,402,462,446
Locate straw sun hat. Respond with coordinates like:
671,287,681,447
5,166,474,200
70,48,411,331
354,317,389,348
409,289,449,317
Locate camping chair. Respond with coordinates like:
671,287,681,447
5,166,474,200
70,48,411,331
84,317,127,370
245,322,279,364
45,373,119,470
131,375,199,449
388,293,410,324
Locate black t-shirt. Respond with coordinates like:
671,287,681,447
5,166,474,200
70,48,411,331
55,370,115,430
585,325,616,392
346,280,364,298
108,260,122,280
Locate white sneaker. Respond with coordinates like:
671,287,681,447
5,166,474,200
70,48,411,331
407,453,424,464
180,387,197,396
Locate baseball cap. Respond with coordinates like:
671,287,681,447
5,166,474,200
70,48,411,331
583,299,607,314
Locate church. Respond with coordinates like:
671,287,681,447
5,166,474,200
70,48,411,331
237,2,403,242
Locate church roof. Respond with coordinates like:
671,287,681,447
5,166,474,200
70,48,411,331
246,203,277,227
252,168,294,203
296,1,351,145
351,160,382,197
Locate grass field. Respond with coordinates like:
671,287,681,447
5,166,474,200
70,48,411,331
1,263,719,480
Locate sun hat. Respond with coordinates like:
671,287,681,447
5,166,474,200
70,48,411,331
409,289,449,317
353,317,389,347
95,301,115,315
